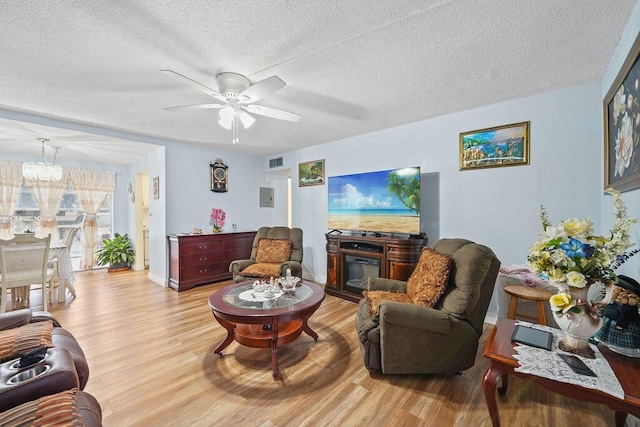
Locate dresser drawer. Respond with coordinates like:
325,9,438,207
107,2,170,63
180,262,228,281
180,253,221,268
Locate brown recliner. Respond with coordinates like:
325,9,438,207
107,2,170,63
355,238,500,374
229,226,303,282
0,389,102,426
0,309,89,389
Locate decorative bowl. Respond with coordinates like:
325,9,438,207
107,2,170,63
252,280,266,293
278,276,301,293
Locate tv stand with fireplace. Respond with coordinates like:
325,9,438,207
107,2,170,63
325,232,427,302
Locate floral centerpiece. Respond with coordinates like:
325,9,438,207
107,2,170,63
526,188,638,358
210,208,226,232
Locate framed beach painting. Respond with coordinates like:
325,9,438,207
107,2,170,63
298,159,325,187
459,121,530,170
604,31,640,193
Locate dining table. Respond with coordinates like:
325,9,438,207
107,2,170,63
7,238,76,308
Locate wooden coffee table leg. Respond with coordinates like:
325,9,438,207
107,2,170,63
213,314,235,356
271,317,280,377
483,364,504,427
302,318,318,341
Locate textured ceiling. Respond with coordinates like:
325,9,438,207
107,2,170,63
0,0,637,164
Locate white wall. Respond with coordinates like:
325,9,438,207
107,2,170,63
283,82,603,283
600,1,640,279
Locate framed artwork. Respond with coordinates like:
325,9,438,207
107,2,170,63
459,121,530,170
298,159,325,187
153,176,159,200
604,31,640,193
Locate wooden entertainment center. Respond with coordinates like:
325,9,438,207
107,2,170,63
325,232,428,302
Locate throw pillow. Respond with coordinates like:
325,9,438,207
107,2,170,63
241,263,281,278
363,290,413,317
255,239,293,264
405,247,452,309
0,389,83,426
0,320,54,363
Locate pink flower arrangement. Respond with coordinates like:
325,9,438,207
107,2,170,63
210,208,226,228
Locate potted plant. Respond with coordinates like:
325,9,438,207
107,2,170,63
96,233,136,271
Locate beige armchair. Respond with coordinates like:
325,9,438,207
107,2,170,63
355,238,500,375
229,226,303,283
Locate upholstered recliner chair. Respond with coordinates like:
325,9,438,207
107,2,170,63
355,238,500,375
229,226,303,283
0,309,90,390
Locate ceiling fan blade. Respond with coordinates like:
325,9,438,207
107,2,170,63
239,76,286,103
164,103,226,111
245,104,301,122
161,69,228,102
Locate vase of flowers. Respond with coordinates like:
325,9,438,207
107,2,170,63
527,188,638,358
211,208,226,233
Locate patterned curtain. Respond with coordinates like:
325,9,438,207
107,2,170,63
69,168,116,269
25,168,70,240
0,161,24,240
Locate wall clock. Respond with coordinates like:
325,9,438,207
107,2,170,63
210,158,228,192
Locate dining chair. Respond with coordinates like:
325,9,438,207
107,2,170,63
50,227,79,303
0,234,54,313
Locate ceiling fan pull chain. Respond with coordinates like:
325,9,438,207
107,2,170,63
232,115,239,144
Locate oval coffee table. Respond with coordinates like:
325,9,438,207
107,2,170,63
208,280,325,377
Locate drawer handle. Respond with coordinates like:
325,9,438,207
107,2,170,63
200,244,208,249
200,268,208,273
199,257,207,261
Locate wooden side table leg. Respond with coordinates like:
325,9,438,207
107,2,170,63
615,411,627,427
536,301,547,326
483,364,503,427
271,317,280,378
507,296,518,320
302,318,318,341
212,314,235,355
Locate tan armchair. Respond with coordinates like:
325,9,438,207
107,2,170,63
229,226,303,283
355,238,500,374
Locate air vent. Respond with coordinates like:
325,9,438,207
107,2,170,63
269,157,283,168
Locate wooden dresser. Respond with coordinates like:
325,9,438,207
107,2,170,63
167,231,256,291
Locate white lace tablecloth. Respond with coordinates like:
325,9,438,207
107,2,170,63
513,321,625,399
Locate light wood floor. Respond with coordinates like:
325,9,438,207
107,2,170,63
16,270,617,426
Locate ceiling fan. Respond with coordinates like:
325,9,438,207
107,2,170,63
161,70,301,144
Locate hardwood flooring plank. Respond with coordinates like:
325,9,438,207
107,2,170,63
13,269,613,426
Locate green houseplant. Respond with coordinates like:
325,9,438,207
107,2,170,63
96,233,135,271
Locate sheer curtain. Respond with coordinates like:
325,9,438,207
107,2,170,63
0,161,24,240
69,168,115,270
25,168,70,240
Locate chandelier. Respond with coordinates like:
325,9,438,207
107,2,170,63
22,138,63,181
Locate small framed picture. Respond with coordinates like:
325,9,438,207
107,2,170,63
459,121,530,170
298,159,325,187
153,176,159,200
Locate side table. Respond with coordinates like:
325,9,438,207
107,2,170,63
482,319,640,427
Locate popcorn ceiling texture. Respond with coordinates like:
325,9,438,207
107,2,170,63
0,0,636,160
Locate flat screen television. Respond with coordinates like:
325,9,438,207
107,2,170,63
327,167,420,235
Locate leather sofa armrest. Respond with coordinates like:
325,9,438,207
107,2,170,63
0,309,32,331
30,311,62,328
229,259,255,274
367,277,407,292
379,301,451,334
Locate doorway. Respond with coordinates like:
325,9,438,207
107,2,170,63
133,171,149,271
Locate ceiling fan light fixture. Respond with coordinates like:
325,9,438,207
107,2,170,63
238,111,255,129
218,118,233,130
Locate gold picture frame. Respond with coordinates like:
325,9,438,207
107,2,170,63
604,31,640,192
459,121,530,170
298,159,325,187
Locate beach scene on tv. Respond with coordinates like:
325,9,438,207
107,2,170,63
328,167,420,234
